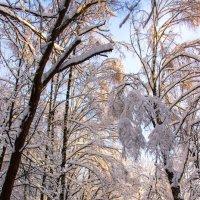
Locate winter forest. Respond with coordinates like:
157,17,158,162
0,0,199,199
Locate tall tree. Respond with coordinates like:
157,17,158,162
109,0,200,199
0,0,114,199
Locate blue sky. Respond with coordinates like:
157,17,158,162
109,16,141,74
109,15,200,74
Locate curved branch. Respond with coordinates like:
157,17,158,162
0,2,56,18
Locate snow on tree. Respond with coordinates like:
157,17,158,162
0,0,115,199
108,0,200,199
0,1,142,199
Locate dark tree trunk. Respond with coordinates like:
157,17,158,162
0,2,71,198
40,78,54,200
172,186,183,200
0,81,42,200
0,145,6,170
153,114,183,200
40,171,46,200
60,66,73,200
165,168,183,200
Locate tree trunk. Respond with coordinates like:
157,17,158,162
0,145,6,170
0,2,71,197
0,80,43,200
165,168,183,200
172,186,182,200
60,66,73,200
40,78,54,200
40,171,46,200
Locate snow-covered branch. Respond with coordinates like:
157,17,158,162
0,6,64,52
163,52,200,68
0,2,56,18
170,83,200,110
58,43,113,72
42,36,82,85
79,22,105,36
58,1,100,33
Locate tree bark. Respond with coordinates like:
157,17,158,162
0,145,6,170
0,1,71,198
60,66,73,200
40,78,54,200
0,80,43,200
165,168,183,200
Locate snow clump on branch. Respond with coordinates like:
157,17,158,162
109,86,175,159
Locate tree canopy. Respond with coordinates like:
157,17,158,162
0,0,199,200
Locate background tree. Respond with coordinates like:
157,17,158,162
0,1,142,200
109,0,200,199
0,0,115,199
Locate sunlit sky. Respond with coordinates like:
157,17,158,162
109,15,200,74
